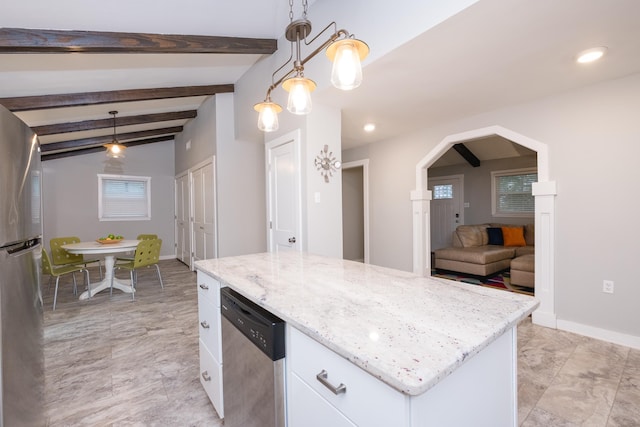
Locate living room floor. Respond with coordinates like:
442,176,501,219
43,260,639,426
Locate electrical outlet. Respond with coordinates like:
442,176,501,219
603,280,614,294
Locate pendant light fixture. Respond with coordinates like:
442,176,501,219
254,0,369,132
105,110,126,158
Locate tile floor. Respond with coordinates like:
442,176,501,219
43,259,640,426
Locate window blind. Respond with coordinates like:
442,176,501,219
99,175,150,220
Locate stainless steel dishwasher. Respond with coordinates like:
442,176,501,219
220,287,286,427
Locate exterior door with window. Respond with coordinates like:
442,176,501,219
429,175,463,250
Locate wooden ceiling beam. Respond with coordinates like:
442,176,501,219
0,85,233,111
40,126,183,152
33,110,197,135
0,28,277,54
41,135,175,161
453,143,481,167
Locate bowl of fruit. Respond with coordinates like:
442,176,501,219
96,234,124,244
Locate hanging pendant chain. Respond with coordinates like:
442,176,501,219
289,0,308,22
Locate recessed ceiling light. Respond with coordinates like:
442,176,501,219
576,47,608,64
363,123,376,132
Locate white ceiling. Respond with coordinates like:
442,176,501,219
1,0,639,158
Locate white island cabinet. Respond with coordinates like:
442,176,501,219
195,271,223,418
194,252,539,427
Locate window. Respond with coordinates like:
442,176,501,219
98,174,151,221
433,184,453,200
491,168,536,217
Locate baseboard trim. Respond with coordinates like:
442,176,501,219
160,255,177,261
531,310,557,329
556,319,640,350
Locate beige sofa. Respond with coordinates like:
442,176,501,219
434,224,534,281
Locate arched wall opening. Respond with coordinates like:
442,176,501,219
410,125,557,328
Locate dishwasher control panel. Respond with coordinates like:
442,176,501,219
220,287,285,361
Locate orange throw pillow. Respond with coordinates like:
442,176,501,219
501,226,526,247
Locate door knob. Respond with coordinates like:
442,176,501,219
288,237,296,244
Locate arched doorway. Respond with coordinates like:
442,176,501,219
411,125,557,328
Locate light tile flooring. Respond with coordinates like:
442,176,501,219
43,259,640,426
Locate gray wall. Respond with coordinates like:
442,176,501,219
42,140,176,257
175,95,216,174
343,72,640,339
342,167,364,261
429,155,537,225
175,93,268,257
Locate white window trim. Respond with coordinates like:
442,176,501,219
491,167,536,218
98,174,151,221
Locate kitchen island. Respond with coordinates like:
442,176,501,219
195,252,539,426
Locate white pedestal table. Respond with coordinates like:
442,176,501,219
61,239,140,299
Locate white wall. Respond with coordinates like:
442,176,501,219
42,141,176,257
343,72,640,340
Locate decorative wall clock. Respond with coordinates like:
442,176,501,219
314,145,341,183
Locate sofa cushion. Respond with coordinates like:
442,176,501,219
524,223,534,246
511,254,534,272
435,246,515,265
486,227,504,245
515,245,535,257
502,226,526,247
455,225,488,247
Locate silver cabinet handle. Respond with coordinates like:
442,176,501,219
200,320,210,329
316,370,346,395
201,371,211,381
199,283,209,290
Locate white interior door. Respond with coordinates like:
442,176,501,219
191,159,217,266
429,175,464,250
174,172,189,266
266,131,301,253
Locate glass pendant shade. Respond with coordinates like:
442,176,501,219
326,39,369,90
254,101,282,132
282,77,316,115
105,142,126,158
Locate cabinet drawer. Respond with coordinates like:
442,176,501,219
289,372,356,427
199,339,224,419
289,328,407,427
198,294,221,362
196,271,220,306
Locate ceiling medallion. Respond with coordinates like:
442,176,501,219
314,145,341,183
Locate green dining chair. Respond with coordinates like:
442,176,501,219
116,234,158,262
112,238,163,301
50,236,103,280
42,248,90,310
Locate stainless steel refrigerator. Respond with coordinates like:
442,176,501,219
0,104,44,426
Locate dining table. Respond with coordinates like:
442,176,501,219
61,239,140,300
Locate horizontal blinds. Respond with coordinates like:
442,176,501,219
102,178,148,218
496,173,536,213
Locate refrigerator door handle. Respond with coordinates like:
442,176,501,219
2,237,41,255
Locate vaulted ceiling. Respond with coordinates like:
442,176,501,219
1,0,640,162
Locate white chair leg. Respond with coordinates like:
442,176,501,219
154,264,164,289
130,270,135,301
72,273,78,296
53,277,61,310
84,269,91,299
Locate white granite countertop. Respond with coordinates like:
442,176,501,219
194,252,539,396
